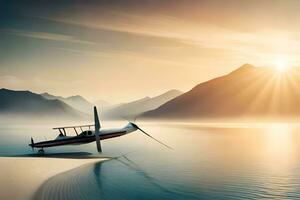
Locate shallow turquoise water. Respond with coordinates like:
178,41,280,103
1,122,300,199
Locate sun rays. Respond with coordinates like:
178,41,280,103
220,65,300,119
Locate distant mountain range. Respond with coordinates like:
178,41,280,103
102,89,183,119
6,63,297,121
41,90,183,119
0,88,183,121
0,89,86,120
143,64,300,119
41,93,94,114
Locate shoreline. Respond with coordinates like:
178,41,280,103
0,157,107,200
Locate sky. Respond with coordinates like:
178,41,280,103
1,0,300,103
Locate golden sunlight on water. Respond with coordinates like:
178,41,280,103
265,123,295,157
258,123,298,199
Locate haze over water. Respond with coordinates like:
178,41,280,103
1,122,300,200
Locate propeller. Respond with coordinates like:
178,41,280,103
94,106,102,153
30,137,34,151
131,122,173,150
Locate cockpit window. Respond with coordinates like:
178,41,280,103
82,131,92,136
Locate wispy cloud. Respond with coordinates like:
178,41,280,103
1,29,95,45
54,47,192,68
0,75,23,88
37,13,300,58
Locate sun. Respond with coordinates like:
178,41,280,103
276,63,288,72
274,57,289,72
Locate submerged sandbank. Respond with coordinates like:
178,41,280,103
0,157,106,200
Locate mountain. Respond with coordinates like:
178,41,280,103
41,93,94,114
0,88,86,119
143,64,300,119
64,95,94,114
40,92,60,100
103,89,183,119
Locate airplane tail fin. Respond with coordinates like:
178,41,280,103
94,106,102,153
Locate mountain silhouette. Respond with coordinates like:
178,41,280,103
143,64,300,120
103,89,183,119
41,93,94,114
0,89,86,119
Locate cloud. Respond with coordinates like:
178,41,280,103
0,75,23,86
54,47,191,68
0,29,95,45
37,13,300,58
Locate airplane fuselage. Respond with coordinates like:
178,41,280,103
30,123,137,149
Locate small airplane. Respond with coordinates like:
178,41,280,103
29,106,171,153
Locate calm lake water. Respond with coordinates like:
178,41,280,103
1,122,300,200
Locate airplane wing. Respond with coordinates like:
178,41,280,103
52,124,95,136
52,124,94,130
